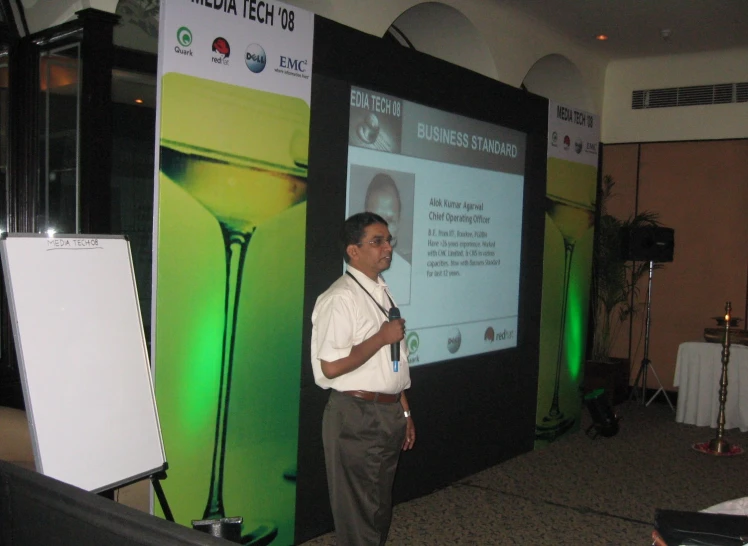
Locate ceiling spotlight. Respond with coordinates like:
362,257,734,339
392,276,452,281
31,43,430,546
595,34,608,41
134,98,144,104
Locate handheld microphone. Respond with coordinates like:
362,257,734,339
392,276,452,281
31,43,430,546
389,307,400,372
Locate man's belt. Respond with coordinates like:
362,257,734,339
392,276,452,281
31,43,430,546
341,390,401,404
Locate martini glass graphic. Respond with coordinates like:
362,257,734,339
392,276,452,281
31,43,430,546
536,193,594,441
159,76,309,545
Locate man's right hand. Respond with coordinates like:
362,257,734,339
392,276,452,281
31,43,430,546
320,318,405,379
379,318,405,345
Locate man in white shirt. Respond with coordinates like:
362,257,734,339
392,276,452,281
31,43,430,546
311,212,416,546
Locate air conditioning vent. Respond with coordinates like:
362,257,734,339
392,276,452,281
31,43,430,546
738,83,748,102
632,82,748,109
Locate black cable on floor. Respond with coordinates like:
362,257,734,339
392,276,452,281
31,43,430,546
456,481,652,526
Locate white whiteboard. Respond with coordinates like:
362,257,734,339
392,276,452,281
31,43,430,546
0,234,165,492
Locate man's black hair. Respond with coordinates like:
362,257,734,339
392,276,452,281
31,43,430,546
340,212,388,263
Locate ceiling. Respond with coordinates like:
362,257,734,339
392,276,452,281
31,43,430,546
497,0,748,60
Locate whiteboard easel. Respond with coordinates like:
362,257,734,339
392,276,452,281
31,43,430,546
0,234,166,495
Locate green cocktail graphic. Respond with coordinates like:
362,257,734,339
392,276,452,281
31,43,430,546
158,73,309,544
536,194,594,441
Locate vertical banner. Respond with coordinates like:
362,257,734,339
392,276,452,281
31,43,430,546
153,1,313,543
535,101,599,446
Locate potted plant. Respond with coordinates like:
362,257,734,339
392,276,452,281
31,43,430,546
586,175,661,403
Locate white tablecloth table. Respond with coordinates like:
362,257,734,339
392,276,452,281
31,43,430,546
674,341,748,431
703,496,748,515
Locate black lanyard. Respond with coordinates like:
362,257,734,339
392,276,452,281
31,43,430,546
345,271,395,319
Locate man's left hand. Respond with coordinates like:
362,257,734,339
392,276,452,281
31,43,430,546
402,416,415,451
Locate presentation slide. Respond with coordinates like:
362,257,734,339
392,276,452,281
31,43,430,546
346,86,527,366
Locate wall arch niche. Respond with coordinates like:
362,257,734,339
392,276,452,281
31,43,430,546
523,53,593,113
385,1,498,80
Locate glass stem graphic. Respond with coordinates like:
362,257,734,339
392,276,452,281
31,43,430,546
537,195,593,441
158,78,310,546
203,227,251,520
546,240,574,422
159,143,305,544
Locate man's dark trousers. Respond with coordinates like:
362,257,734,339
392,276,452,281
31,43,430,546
322,390,406,546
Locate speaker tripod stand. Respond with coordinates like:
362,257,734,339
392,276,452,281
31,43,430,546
630,260,675,410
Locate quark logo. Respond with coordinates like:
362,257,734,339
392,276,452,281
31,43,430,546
245,43,267,73
563,135,571,151
446,328,462,354
175,26,194,56
211,37,230,65
177,26,192,47
406,331,420,356
574,138,583,154
484,327,495,343
550,131,558,147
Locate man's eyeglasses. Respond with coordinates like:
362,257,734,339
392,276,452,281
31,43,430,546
357,236,397,248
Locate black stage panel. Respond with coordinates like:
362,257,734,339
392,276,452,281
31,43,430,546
295,16,548,543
